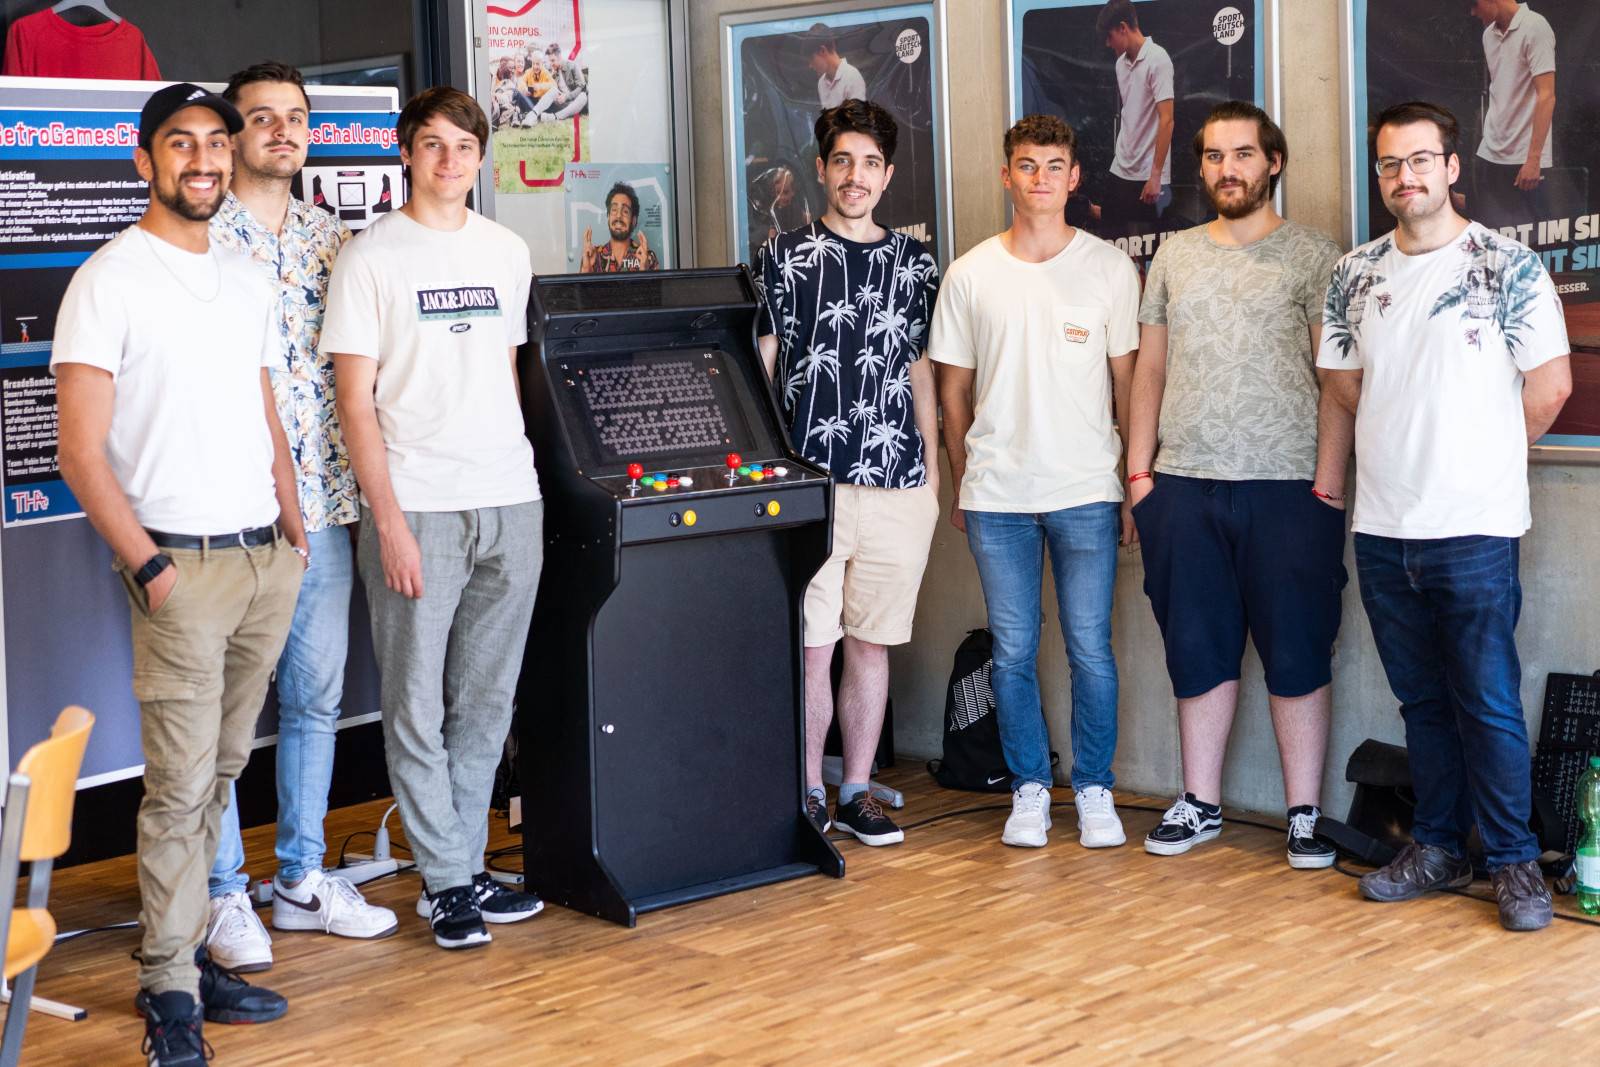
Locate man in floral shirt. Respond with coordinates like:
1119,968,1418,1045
204,62,397,972
579,182,659,273
755,99,939,848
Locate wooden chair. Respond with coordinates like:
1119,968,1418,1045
0,706,94,1067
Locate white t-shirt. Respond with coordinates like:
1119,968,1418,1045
320,210,539,512
51,226,280,535
1112,38,1175,185
818,57,867,109
928,231,1141,513
1478,4,1556,168
1317,222,1569,539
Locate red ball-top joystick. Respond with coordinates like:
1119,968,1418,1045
725,453,742,485
626,462,643,494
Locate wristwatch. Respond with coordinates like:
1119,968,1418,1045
135,553,173,588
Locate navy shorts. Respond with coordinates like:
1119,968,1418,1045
1132,475,1348,699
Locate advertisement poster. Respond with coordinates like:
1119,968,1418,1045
1013,0,1267,273
725,4,948,268
486,0,589,195
1349,0,1600,447
0,81,395,785
564,163,673,272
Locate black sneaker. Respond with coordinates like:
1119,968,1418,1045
1492,859,1553,931
418,884,492,949
1286,805,1336,869
833,792,904,846
136,959,287,1027
471,871,545,923
1358,842,1472,902
805,792,831,834
138,989,211,1066
1143,793,1223,855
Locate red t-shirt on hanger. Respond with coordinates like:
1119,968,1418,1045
2,10,160,80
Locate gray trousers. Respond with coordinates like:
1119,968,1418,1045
359,501,543,893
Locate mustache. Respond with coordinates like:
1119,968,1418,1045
176,170,226,184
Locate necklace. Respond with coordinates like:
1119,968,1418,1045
140,226,223,303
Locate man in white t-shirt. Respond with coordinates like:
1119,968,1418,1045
809,24,867,109
931,114,1140,852
1097,0,1174,235
323,88,546,952
53,82,309,1064
1319,101,1570,932
1470,0,1557,234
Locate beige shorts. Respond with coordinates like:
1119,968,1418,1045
804,482,940,647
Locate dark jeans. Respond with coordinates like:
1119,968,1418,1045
1353,533,1537,870
1471,155,1551,236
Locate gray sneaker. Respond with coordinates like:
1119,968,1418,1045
1358,842,1472,902
1491,859,1553,931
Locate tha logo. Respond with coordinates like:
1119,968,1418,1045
415,285,502,321
1062,321,1091,344
10,489,47,515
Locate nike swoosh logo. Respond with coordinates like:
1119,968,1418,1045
276,891,322,912
987,775,1007,785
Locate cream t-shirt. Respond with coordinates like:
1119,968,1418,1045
928,230,1141,513
321,210,539,512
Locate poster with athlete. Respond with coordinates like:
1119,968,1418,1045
721,2,950,268
564,163,673,272
1347,0,1600,448
1011,0,1269,275
486,0,589,195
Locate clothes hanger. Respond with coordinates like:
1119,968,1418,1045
50,1,122,25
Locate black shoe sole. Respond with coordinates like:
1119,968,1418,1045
136,995,287,1027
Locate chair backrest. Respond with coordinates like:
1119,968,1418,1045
13,707,92,862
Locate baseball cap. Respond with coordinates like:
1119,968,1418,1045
137,82,243,151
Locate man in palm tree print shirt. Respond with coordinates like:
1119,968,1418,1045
755,99,940,849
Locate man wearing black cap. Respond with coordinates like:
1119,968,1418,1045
53,82,309,1065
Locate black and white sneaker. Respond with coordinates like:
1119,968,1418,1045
833,793,904,846
805,792,831,834
417,885,491,949
1286,805,1336,869
1144,793,1223,855
139,990,210,1066
471,871,545,923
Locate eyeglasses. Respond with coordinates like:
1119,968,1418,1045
1374,151,1447,179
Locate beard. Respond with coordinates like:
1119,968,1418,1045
1206,171,1272,220
153,168,226,221
829,183,872,219
1383,182,1448,222
239,144,303,183
608,218,632,242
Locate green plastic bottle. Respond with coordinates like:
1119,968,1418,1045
1575,756,1600,915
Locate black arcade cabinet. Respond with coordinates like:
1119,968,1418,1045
516,268,844,927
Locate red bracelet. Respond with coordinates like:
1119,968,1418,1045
1128,471,1152,484
1311,487,1344,502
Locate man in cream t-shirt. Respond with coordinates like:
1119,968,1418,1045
932,114,1139,853
324,87,545,952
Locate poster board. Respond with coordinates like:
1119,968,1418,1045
720,1,953,269
1339,0,1600,459
1007,0,1277,275
0,76,398,785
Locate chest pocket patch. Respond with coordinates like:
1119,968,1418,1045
1052,302,1108,362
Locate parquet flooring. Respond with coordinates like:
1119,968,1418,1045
19,767,1600,1065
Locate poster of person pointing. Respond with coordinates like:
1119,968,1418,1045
1345,0,1600,449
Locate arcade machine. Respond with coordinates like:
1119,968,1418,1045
516,268,844,927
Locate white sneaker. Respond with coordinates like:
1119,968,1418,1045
1073,786,1126,848
205,890,273,973
271,868,400,939
1002,782,1053,847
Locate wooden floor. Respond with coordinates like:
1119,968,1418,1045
21,767,1600,1065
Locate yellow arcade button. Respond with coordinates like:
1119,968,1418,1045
766,500,780,516
683,510,697,526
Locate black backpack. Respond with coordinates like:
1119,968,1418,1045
926,629,1013,792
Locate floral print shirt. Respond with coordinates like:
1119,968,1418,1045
211,193,357,532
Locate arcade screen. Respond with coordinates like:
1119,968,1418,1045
560,348,765,467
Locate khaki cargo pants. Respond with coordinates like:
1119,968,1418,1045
115,535,302,996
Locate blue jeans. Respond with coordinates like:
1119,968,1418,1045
210,524,354,895
1354,533,1537,870
965,502,1120,791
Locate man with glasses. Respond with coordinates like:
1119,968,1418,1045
1320,101,1571,931
1468,0,1556,234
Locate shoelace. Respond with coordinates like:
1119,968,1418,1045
1161,797,1209,831
1496,861,1546,900
1287,811,1319,841
1078,789,1114,819
855,794,888,822
212,895,262,942
806,795,827,819
200,955,254,999
433,887,479,923
1015,786,1050,818
142,1017,214,1063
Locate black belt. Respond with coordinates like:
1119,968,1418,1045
146,524,280,550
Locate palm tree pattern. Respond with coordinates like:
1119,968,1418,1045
754,221,940,488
